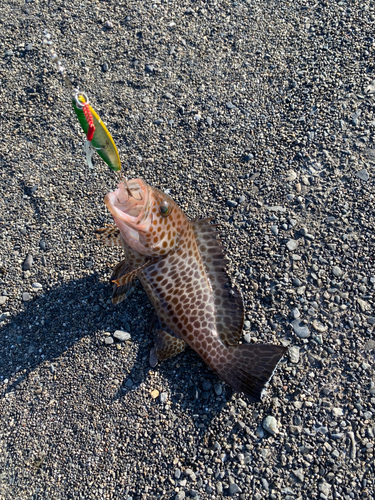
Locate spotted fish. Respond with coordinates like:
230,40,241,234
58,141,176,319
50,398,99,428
98,178,286,402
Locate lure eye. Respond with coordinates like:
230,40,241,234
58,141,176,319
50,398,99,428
159,201,172,217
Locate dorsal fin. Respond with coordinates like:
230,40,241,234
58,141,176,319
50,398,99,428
191,218,244,346
95,225,122,247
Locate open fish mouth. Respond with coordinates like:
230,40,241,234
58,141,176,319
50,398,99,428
104,178,150,228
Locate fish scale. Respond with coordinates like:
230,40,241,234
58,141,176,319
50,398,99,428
99,178,287,402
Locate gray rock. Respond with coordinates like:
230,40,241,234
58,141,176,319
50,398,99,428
175,491,185,500
22,292,32,302
291,308,300,319
104,20,113,29
243,320,250,330
202,379,212,391
22,254,33,271
160,392,168,403
32,282,43,289
102,62,109,72
154,118,164,125
318,482,331,496
145,64,154,73
226,102,236,110
39,240,46,250
226,200,238,208
113,330,131,341
243,153,254,162
356,169,369,181
25,43,33,51
289,346,300,364
270,225,278,236
243,333,251,343
0,296,8,305
104,337,114,345
286,239,298,251
206,116,213,126
292,278,302,287
213,383,222,396
332,266,343,278
174,469,181,479
263,415,279,435
227,483,240,495
291,319,310,338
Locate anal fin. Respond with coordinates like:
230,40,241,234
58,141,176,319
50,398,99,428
149,330,186,367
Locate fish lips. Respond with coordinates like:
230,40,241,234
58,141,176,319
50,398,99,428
104,178,151,231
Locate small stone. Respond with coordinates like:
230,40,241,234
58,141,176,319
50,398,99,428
175,469,181,479
286,239,298,251
289,346,300,364
291,308,300,319
332,266,343,278
214,382,222,396
102,62,109,72
312,320,327,333
243,333,251,343
357,298,371,312
22,254,33,271
151,389,159,399
226,102,236,109
202,379,212,391
160,392,168,403
145,64,154,73
292,278,301,287
5,49,14,56
39,240,46,250
175,491,185,500
270,225,278,236
226,200,238,208
315,334,323,345
318,482,331,496
113,330,131,341
22,292,32,302
104,20,114,29
355,169,369,181
243,320,251,330
32,282,43,289
25,43,33,51
286,170,297,182
367,317,375,326
228,483,240,496
332,407,343,417
263,415,279,435
154,118,164,125
291,319,310,338
206,116,213,126
104,337,114,345
238,195,246,204
243,153,254,162
0,296,8,305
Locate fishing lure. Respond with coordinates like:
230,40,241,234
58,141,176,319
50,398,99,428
43,32,121,172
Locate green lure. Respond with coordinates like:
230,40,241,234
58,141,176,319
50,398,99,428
72,96,121,172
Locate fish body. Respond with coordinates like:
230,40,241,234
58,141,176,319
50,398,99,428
100,178,286,402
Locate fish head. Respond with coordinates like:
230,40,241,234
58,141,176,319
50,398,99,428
104,178,183,257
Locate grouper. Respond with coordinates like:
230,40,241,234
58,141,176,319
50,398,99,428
97,178,286,402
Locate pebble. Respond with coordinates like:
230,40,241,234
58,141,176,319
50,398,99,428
104,337,114,345
213,383,222,396
226,200,238,208
355,169,369,181
263,416,279,435
206,116,213,126
22,254,33,271
311,320,327,333
286,239,298,251
270,225,278,236
243,320,250,330
104,20,113,29
228,483,240,496
113,330,131,341
154,118,164,125
160,392,168,403
0,296,8,305
318,482,331,496
291,308,300,319
332,266,343,278
243,333,251,343
243,153,254,162
151,389,159,399
289,346,300,364
102,62,109,72
226,102,236,110
202,379,212,391
291,319,310,338
32,282,43,289
22,292,32,302
145,64,154,73
39,240,46,250
174,469,181,479
175,492,185,500
292,278,302,287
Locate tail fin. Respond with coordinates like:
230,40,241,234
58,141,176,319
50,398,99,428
215,343,287,402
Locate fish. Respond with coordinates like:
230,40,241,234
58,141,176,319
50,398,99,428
97,178,286,402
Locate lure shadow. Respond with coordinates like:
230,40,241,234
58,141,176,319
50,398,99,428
0,273,231,429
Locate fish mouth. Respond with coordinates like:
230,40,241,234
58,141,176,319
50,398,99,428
104,178,150,229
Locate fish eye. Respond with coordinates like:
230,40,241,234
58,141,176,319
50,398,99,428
159,201,172,217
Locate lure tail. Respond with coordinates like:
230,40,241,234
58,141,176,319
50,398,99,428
214,343,287,402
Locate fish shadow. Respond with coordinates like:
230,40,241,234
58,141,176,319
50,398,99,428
0,272,231,431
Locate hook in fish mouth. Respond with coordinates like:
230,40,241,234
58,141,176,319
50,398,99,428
118,174,143,202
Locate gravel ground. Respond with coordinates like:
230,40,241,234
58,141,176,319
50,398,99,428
0,0,374,499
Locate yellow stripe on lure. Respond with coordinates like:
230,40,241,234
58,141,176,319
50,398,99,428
72,94,121,172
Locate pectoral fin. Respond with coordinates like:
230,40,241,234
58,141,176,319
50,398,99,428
112,259,156,287
95,225,122,247
111,259,136,305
